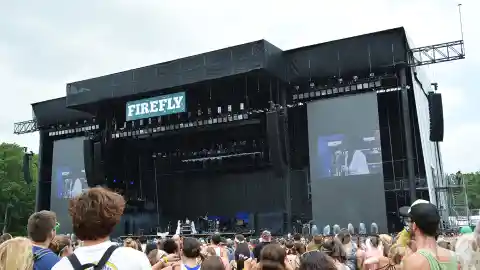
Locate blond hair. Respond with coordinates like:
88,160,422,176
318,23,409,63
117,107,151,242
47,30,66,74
0,237,34,270
388,244,406,265
124,238,138,249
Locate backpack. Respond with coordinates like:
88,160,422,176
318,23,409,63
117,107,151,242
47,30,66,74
66,245,118,270
33,248,54,262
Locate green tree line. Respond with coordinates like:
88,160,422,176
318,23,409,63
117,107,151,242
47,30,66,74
0,143,37,236
463,172,480,210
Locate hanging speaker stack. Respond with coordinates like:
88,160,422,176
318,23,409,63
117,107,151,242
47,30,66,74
266,110,288,176
428,92,444,142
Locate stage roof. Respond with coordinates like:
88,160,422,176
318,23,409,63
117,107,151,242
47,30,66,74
66,40,284,108
65,27,408,109
32,97,93,128
36,27,409,127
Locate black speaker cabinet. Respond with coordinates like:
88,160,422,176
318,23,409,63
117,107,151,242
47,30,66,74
83,139,95,186
23,154,31,184
93,141,105,186
266,111,287,176
428,92,444,142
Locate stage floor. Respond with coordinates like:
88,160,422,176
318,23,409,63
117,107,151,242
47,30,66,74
119,230,255,240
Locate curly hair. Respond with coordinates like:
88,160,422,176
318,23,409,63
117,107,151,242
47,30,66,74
69,187,125,240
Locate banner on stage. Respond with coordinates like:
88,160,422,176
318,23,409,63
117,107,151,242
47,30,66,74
126,92,186,121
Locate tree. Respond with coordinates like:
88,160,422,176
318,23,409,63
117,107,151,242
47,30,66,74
464,172,480,210
0,143,37,236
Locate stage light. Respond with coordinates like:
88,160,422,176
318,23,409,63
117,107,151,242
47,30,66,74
309,82,315,88
353,76,358,81
130,181,134,185
338,78,343,84
113,179,117,183
369,72,375,78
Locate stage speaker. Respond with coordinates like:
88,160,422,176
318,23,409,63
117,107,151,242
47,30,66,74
428,92,444,142
93,141,105,186
23,154,31,184
266,111,287,176
83,139,95,186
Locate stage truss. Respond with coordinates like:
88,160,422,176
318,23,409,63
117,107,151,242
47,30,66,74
408,40,465,67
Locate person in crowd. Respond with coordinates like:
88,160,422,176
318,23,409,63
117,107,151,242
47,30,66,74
321,239,348,270
299,250,337,270
254,230,272,260
163,238,180,255
148,248,160,266
293,234,302,244
52,187,151,269
203,255,226,270
455,220,480,269
226,238,235,262
402,200,458,270
362,235,383,270
231,236,251,270
336,229,357,270
49,235,73,257
180,237,202,270
27,210,60,270
211,234,228,258
124,237,139,250
172,234,182,252
0,233,12,245
285,241,305,270
0,237,35,270
139,236,147,252
257,243,288,270
206,246,230,269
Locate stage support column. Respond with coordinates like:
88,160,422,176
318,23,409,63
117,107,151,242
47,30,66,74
279,79,292,233
400,67,417,203
35,131,53,212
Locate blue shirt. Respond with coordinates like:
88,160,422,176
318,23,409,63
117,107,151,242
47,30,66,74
33,246,60,270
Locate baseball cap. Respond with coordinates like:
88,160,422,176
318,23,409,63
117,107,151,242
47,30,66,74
399,199,430,217
408,201,440,236
460,226,473,234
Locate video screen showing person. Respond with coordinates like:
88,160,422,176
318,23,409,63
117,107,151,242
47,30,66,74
317,130,382,178
50,136,88,234
55,169,88,199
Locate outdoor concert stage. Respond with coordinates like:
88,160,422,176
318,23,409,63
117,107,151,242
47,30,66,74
20,27,445,236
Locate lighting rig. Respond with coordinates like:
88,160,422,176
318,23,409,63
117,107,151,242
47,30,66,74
110,104,256,140
291,74,384,104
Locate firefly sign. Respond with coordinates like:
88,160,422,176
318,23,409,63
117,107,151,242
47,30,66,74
126,92,186,121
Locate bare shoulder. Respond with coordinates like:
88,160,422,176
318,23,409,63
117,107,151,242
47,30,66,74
403,252,429,270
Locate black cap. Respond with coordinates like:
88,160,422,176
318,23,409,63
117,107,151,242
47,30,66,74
409,202,440,236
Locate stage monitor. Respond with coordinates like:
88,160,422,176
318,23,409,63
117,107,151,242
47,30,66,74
307,92,387,232
50,137,88,234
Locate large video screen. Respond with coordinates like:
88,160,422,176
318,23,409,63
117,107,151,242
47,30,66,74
50,137,88,234
307,92,387,232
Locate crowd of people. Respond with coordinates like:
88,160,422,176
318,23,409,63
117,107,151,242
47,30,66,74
0,187,478,269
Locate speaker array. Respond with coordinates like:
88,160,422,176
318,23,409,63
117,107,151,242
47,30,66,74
266,111,288,176
83,139,105,187
428,92,444,142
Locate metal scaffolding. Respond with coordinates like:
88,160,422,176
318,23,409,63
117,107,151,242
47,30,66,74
436,174,469,228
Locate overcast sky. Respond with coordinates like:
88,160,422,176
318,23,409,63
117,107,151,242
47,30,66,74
0,0,477,173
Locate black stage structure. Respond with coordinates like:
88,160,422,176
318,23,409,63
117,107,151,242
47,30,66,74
15,27,465,236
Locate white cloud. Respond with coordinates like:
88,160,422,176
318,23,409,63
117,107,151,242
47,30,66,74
0,0,477,172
